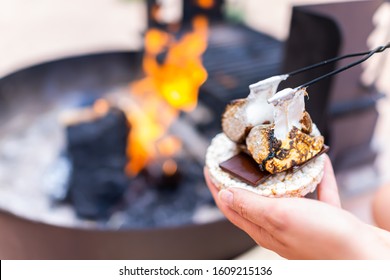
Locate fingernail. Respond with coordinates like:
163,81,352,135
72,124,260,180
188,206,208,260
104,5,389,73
219,189,233,207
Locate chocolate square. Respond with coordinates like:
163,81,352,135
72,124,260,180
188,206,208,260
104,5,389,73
219,153,271,186
219,145,329,186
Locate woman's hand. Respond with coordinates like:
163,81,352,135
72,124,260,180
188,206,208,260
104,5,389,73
205,155,390,259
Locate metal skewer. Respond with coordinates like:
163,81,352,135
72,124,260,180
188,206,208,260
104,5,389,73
286,45,388,77
294,42,390,90
266,42,390,103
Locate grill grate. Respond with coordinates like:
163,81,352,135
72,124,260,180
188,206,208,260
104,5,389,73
197,22,284,138
202,23,283,102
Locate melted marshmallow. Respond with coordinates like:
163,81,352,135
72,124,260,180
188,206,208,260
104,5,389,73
245,75,288,125
269,88,306,140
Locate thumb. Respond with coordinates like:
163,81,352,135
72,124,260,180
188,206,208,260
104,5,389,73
218,188,287,234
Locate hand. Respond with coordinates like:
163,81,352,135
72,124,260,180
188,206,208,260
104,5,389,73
205,155,390,259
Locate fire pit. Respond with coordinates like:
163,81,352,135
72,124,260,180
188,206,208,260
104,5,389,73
0,50,257,259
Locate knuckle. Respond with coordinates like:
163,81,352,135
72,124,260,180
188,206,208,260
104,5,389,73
236,199,249,219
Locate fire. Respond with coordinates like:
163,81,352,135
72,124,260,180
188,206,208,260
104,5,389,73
196,0,215,9
126,15,209,175
157,136,182,157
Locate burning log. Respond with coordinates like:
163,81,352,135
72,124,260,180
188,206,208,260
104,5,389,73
62,103,130,219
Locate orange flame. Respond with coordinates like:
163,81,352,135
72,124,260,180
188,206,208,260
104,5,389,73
126,16,209,175
197,0,215,9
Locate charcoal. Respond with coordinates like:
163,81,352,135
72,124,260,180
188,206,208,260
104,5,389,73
66,107,131,219
68,167,129,219
66,108,129,162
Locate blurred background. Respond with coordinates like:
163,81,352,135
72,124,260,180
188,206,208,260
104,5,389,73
0,0,389,259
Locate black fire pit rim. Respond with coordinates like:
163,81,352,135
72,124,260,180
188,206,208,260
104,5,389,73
0,48,143,81
0,207,255,260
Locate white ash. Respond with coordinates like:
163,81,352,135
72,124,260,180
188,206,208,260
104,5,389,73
206,127,325,198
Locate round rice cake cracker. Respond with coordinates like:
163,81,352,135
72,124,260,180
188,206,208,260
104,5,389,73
205,129,325,198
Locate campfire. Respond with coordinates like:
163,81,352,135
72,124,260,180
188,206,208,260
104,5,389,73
56,2,215,222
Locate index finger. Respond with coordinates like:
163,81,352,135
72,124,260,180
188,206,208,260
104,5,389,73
203,167,220,202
